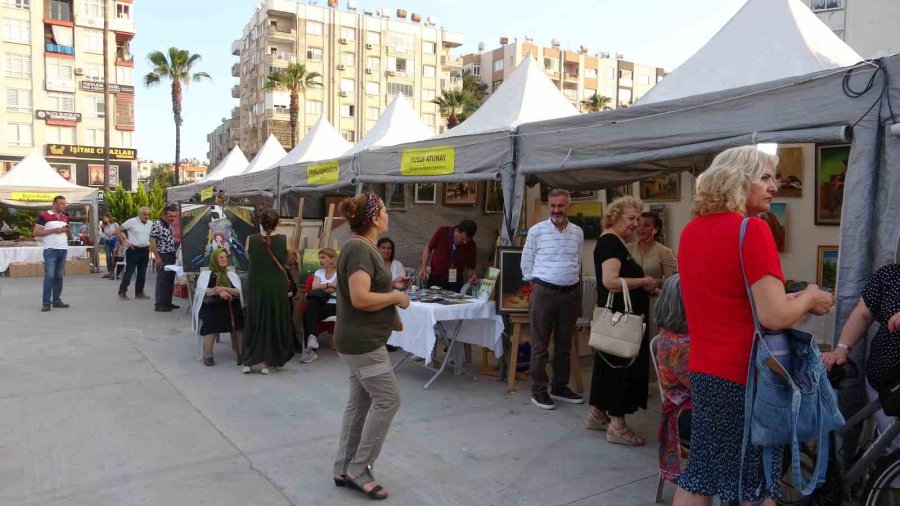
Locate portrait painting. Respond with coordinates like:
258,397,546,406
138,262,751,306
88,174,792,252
50,163,75,184
774,147,803,198
88,164,104,186
816,144,850,225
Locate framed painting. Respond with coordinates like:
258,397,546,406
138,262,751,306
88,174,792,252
568,201,603,240
179,204,256,272
50,163,75,184
442,182,478,206
605,184,632,204
88,164,104,186
815,144,850,225
484,180,503,214
639,173,680,202
816,245,839,292
386,183,407,210
414,183,436,204
774,147,803,198
540,185,596,202
497,247,531,314
759,202,787,253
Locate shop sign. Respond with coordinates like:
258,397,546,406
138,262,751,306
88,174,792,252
35,110,81,122
11,192,56,202
307,161,340,185
46,144,137,161
400,146,455,176
80,81,135,94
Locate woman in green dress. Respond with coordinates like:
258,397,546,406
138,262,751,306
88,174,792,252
241,209,296,374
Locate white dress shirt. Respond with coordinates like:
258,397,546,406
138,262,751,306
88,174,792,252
521,218,584,286
120,217,152,247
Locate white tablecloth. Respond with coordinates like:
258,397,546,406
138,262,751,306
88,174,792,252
0,246,90,272
388,300,505,365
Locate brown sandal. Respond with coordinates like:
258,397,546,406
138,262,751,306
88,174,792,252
585,410,610,430
606,425,646,446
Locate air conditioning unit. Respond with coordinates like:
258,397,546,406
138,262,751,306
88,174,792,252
387,70,396,76
74,67,85,75
365,43,373,49
365,68,373,74
339,90,348,97
339,37,348,45
337,64,346,70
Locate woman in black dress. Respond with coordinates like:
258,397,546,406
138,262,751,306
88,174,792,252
194,248,244,367
587,196,661,446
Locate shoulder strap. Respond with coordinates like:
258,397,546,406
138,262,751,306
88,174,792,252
738,217,764,335
261,235,292,287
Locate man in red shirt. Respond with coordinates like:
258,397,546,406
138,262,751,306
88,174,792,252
417,220,478,292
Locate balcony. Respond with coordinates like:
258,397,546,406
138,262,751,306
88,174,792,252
390,70,412,80
619,78,633,88
45,43,75,55
266,109,290,121
440,55,462,68
231,63,240,77
231,85,240,98
564,72,579,81
231,39,242,56
109,16,135,33
440,29,463,48
440,75,461,89
267,25,295,40
271,51,295,62
231,107,240,121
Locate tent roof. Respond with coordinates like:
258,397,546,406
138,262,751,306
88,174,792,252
344,94,432,155
637,0,862,105
439,56,578,137
242,134,288,174
202,145,249,183
0,151,97,206
276,117,352,167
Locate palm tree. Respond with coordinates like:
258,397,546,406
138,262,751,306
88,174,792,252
432,89,476,129
265,63,322,147
143,47,210,185
581,93,613,113
459,70,488,123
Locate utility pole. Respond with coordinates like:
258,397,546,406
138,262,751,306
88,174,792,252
102,0,111,188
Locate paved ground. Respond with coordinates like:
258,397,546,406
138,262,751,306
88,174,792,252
0,273,671,505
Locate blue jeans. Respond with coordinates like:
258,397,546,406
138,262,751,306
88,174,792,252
42,248,67,306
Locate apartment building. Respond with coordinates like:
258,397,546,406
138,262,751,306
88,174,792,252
462,39,664,110
227,0,463,157
206,117,235,168
806,0,900,59
1,0,137,189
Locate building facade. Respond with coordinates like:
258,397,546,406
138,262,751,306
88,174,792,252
462,39,664,110
206,117,235,169
807,0,900,59
228,0,463,158
1,0,137,189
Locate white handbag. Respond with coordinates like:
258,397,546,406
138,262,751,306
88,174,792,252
589,277,645,367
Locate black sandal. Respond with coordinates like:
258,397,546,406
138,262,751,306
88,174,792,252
346,469,387,500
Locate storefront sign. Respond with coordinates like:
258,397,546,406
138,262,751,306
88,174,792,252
11,192,56,202
46,144,136,161
307,161,340,185
400,146,455,176
80,81,135,95
36,110,81,122
199,186,214,201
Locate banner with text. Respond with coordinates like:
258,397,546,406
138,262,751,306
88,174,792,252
199,186,214,202
11,192,56,202
400,146,455,176
307,161,340,185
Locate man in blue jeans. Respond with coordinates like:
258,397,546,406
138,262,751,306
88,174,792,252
33,195,71,312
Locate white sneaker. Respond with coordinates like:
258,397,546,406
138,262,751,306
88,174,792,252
307,334,320,350
300,351,318,363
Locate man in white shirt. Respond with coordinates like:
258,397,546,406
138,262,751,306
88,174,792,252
521,189,585,410
116,207,153,301
33,196,70,312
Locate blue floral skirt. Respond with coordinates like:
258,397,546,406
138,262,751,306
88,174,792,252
676,372,783,503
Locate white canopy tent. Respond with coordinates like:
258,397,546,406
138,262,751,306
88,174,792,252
0,151,98,207
240,134,288,175
638,0,862,105
167,145,249,202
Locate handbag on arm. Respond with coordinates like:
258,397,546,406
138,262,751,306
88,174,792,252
261,235,298,297
588,277,645,366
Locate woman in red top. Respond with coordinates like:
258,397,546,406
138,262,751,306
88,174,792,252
674,146,834,506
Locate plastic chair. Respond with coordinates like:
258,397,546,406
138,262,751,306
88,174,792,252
574,276,598,354
302,274,335,346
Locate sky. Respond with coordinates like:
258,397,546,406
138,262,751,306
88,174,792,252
133,0,748,163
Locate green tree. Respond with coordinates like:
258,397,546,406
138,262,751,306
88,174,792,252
431,89,477,129
148,163,175,190
143,47,210,186
264,63,322,147
580,93,613,112
103,184,166,224
458,70,489,123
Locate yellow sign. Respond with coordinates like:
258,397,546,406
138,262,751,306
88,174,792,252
400,146,455,176
11,192,56,202
199,186,214,202
307,161,340,185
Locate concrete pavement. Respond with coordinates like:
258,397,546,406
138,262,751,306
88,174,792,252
0,273,669,505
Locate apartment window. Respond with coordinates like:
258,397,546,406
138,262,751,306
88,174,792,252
604,67,615,79
84,95,104,117
340,104,355,117
1,0,30,9
366,56,380,70
84,127,102,145
543,58,557,70
115,94,134,128
340,27,356,41
366,106,379,120
422,41,435,54
423,113,436,126
6,88,31,112
83,29,102,54
365,81,379,95
638,74,650,85
305,100,323,114
47,0,71,20
306,21,323,35
493,59,503,72
386,82,413,97
341,52,355,67
422,89,435,101
387,32,413,53
82,0,102,18
306,47,323,61
387,56,408,73
115,2,130,19
120,130,133,147
116,66,133,85
367,31,380,45
6,122,32,146
340,78,355,92
618,69,632,80
3,53,31,78
463,63,480,76
423,65,436,78
2,18,29,43
46,125,75,144
585,68,598,79
811,0,842,11
341,129,355,142
47,92,75,112
47,58,73,79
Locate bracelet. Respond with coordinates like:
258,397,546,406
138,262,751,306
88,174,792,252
836,343,851,352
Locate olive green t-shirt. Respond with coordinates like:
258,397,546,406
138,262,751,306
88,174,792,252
334,238,396,354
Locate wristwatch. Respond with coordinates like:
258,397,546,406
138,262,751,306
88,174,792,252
836,343,851,352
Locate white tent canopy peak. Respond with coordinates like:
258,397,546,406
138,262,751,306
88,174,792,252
344,93,432,156
277,117,353,167
200,145,249,183
242,134,288,174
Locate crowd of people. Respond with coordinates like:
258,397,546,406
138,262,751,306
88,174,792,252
27,143,899,503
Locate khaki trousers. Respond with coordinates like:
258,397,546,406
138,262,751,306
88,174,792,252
333,346,401,476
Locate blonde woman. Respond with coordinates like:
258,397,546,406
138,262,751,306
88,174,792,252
587,196,661,446
301,247,338,363
674,146,833,505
